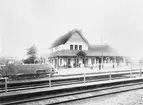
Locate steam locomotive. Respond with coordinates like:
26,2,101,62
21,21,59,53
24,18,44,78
0,64,57,79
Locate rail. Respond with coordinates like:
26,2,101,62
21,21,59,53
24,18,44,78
2,77,143,105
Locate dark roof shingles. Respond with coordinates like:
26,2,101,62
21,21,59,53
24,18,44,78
48,45,119,57
88,44,119,56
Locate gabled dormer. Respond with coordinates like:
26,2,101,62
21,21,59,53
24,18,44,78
50,29,89,52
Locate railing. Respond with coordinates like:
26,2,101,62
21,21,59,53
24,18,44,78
0,77,8,92
81,68,142,84
48,74,51,87
1,68,142,93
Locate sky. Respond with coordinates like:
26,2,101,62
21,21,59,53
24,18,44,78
0,0,143,61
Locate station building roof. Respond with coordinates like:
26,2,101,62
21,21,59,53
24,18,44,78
48,29,121,57
48,45,119,57
50,29,89,48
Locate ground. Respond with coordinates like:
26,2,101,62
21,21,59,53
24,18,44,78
57,89,143,105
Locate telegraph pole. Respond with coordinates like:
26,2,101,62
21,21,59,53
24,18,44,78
101,34,104,69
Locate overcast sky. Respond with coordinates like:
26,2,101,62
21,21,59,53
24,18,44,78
0,0,143,60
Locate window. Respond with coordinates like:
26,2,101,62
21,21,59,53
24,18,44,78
75,45,78,50
60,59,62,65
70,45,73,50
79,45,82,50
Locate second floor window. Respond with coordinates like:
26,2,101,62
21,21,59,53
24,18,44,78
79,45,82,50
75,45,78,50
70,45,73,50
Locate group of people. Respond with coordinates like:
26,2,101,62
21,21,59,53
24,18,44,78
89,63,116,70
69,62,116,70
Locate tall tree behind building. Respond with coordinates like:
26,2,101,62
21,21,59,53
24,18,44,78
23,45,38,64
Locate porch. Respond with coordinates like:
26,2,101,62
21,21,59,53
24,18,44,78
50,56,126,69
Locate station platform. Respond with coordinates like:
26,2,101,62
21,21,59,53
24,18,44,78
55,65,140,75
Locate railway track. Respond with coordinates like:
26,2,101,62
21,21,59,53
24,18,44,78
2,77,143,105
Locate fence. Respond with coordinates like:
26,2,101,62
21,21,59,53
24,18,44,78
0,77,8,92
1,67,143,93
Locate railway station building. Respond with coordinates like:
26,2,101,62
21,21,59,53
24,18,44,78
48,29,127,69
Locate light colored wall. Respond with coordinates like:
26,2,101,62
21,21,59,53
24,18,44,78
65,32,88,50
88,58,92,65
63,58,67,65
51,32,88,52
70,58,74,67
79,58,82,64
51,47,57,52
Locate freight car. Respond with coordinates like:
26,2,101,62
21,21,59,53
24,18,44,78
0,64,57,80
